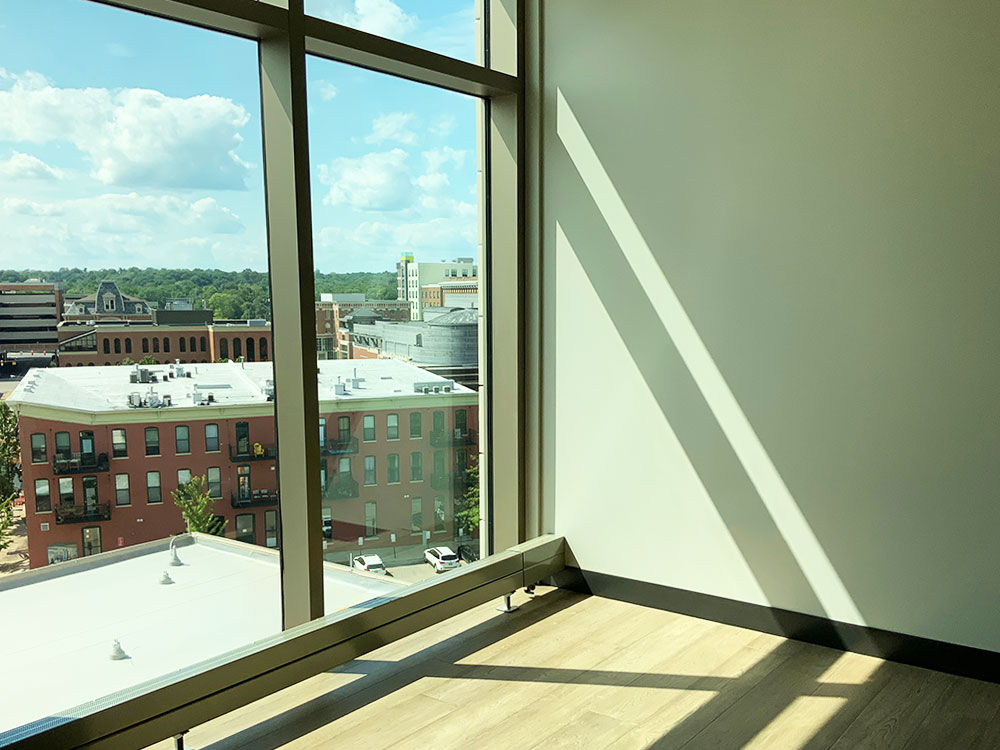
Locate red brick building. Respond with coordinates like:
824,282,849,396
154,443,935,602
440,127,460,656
57,321,273,366
9,360,478,568
315,294,410,359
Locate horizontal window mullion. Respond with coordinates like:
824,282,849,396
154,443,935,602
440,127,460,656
87,0,287,39
304,17,520,99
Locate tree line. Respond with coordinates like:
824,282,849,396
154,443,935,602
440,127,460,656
0,268,397,320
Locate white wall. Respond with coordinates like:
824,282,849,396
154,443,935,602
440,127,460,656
538,0,1000,650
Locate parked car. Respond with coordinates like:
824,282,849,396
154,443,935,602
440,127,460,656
321,519,332,539
457,544,479,564
353,554,388,575
425,546,461,573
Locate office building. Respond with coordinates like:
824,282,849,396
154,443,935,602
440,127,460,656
396,255,477,320
0,281,64,354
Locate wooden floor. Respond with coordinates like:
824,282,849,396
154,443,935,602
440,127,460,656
147,587,1000,750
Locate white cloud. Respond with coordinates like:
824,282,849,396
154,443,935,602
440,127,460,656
0,151,62,180
2,197,64,216
316,80,338,101
0,70,252,189
314,0,417,40
423,146,466,172
319,148,414,211
429,114,458,137
414,172,449,192
364,112,417,145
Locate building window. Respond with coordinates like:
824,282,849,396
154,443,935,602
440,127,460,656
124,338,132,354
82,476,98,510
54,431,71,461
111,428,127,458
387,454,400,484
175,425,190,454
233,337,242,359
205,423,219,452
319,417,326,447
364,501,377,538
163,337,170,353
146,471,161,504
115,473,130,506
246,337,255,361
179,337,187,353
47,543,78,565
219,338,228,359
338,457,351,475
190,336,197,353
410,451,423,481
142,337,149,353
153,337,160,353
363,415,375,442
145,427,160,456
102,338,110,355
456,448,468,469
364,456,376,486
235,421,250,455
409,412,422,439
236,513,255,544
34,479,50,513
114,338,121,355
237,464,251,501
387,413,399,440
58,477,74,506
259,337,268,359
200,336,207,352
79,430,95,462
434,496,446,532
456,409,467,434
82,526,102,557
410,497,422,533
30,433,46,463
265,509,278,548
207,466,222,498
177,469,192,487
338,416,350,441
434,450,445,476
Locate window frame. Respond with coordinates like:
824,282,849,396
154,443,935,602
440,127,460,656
9,1,530,747
144,426,160,456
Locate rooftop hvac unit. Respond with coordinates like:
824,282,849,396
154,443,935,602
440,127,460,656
138,368,150,383
192,389,202,404
129,373,138,383
147,391,162,408
444,386,452,392
334,382,346,396
128,392,142,408
162,394,172,407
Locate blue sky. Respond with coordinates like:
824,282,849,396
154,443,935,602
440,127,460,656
0,0,477,273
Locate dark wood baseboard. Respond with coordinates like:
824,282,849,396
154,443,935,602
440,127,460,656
552,567,1000,685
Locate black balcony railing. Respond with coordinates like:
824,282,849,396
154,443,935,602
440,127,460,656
323,475,359,500
228,443,277,462
323,436,359,455
54,502,111,524
430,428,477,448
53,452,109,475
230,490,279,508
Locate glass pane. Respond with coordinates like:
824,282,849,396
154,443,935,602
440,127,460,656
0,0,301,735
307,56,483,584
305,0,479,64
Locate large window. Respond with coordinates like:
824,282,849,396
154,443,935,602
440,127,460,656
54,432,71,461
34,479,51,513
0,0,508,743
175,425,190,454
30,433,46,464
111,428,127,458
145,427,160,456
115,474,130,506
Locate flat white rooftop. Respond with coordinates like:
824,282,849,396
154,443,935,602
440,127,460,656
7,358,474,415
0,534,405,735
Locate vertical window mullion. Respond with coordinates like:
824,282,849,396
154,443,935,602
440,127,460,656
259,1,324,629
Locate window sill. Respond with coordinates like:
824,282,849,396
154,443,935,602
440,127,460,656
410,479,424,483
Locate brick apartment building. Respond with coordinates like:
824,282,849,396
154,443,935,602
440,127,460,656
8,360,478,568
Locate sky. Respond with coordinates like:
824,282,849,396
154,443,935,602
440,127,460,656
0,0,478,274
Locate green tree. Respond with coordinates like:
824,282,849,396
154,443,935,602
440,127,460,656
0,402,21,552
172,475,227,535
117,357,135,366
138,355,156,365
455,462,480,536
